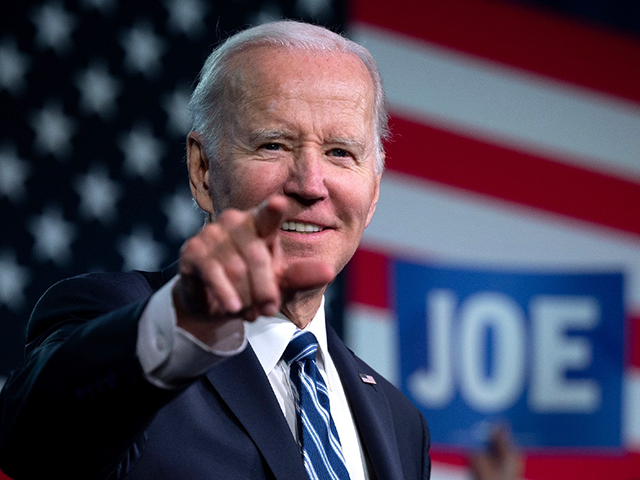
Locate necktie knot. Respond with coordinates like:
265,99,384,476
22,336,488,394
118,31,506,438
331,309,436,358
282,330,318,365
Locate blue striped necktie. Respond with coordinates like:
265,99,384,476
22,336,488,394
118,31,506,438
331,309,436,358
283,330,351,480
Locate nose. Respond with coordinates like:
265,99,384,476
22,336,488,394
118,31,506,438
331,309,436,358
283,148,329,205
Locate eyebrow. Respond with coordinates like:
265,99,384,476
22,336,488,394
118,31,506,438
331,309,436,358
248,129,294,143
248,130,367,154
325,137,366,154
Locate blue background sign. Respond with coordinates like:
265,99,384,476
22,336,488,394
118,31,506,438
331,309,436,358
395,260,624,449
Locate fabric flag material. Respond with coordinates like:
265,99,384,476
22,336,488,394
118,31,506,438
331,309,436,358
343,1,640,479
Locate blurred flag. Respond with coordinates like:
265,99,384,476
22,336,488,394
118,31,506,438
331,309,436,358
343,0,640,478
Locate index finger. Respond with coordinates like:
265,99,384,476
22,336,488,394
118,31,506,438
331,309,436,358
253,195,288,239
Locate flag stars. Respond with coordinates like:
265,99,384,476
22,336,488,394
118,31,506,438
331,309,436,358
164,0,209,40
30,1,78,56
163,84,192,138
120,20,167,79
75,60,122,119
250,3,283,25
29,100,77,160
295,0,332,19
0,37,31,96
0,144,31,204
73,164,123,223
118,226,166,271
162,189,203,241
118,124,165,181
0,250,31,312
28,205,77,266
82,0,118,16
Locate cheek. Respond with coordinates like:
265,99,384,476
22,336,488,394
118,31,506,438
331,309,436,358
334,180,377,230
227,163,288,209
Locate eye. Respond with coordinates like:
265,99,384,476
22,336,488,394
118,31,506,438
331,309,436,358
328,148,350,158
261,143,282,151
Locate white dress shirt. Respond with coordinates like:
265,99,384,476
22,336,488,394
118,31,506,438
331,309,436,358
136,275,369,479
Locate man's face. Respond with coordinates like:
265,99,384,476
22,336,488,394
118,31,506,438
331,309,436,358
196,46,381,278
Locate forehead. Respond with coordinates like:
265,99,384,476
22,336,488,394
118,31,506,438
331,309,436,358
228,46,375,111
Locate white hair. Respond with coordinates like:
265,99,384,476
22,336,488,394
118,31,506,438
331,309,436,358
188,20,389,174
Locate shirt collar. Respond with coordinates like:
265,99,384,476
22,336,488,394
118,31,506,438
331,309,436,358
245,297,328,375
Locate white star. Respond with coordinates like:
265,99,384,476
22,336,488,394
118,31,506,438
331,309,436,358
250,3,283,25
0,143,31,204
163,83,192,138
162,189,203,241
0,250,31,312
29,100,77,160
73,163,123,223
118,226,167,271
164,0,209,40
118,124,166,181
120,20,167,79
30,2,78,56
74,60,122,119
0,37,31,96
295,0,332,18
82,0,117,16
28,205,77,266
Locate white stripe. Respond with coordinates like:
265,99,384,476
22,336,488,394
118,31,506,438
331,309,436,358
350,23,640,182
345,304,398,386
430,462,472,480
364,173,640,310
623,368,640,450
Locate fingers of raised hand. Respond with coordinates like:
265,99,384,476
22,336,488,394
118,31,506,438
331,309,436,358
176,207,281,322
177,226,243,317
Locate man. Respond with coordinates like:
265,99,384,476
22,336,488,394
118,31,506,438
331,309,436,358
0,21,430,479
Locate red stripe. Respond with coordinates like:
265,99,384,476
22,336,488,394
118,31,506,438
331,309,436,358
346,249,389,309
385,114,640,238
524,452,640,480
431,449,640,480
350,0,640,104
629,315,640,368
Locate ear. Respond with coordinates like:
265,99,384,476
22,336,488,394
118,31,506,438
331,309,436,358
186,131,215,215
365,172,381,228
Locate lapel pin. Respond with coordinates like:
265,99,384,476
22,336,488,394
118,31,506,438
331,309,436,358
359,373,377,385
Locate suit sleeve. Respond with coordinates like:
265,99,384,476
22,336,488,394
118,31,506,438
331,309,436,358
0,272,186,479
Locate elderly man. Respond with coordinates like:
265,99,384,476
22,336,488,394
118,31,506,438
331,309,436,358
0,21,430,479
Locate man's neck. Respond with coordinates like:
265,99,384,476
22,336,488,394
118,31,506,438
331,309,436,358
280,287,326,329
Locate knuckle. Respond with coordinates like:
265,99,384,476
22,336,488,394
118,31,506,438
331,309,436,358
218,209,245,227
225,256,248,283
244,240,269,267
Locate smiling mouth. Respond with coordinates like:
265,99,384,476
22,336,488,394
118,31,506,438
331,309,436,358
281,221,323,233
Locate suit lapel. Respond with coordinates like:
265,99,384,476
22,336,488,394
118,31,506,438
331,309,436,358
205,344,307,480
328,327,405,479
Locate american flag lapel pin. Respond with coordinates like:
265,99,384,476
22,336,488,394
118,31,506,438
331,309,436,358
359,373,377,385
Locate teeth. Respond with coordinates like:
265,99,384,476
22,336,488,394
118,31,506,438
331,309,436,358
281,221,322,233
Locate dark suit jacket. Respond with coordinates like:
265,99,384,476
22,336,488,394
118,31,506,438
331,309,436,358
0,264,430,479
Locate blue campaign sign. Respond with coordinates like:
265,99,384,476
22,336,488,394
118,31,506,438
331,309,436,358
394,260,624,449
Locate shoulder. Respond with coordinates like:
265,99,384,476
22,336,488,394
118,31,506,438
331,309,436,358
27,269,164,346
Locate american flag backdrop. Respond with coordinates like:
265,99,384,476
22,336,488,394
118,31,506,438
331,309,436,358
1,0,640,479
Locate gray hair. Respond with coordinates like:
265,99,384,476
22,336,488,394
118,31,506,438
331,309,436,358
188,20,389,174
